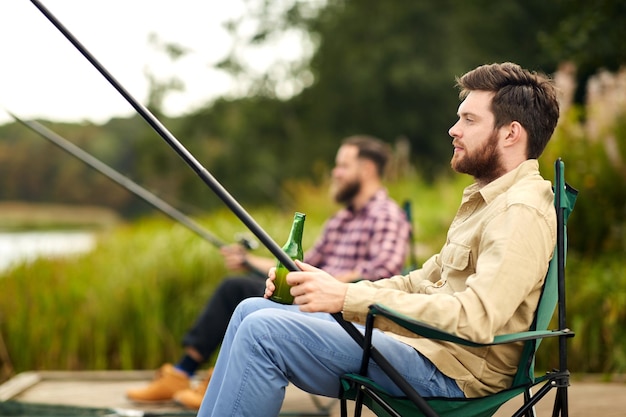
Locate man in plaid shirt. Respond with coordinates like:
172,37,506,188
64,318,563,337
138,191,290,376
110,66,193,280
305,186,410,282
127,135,411,408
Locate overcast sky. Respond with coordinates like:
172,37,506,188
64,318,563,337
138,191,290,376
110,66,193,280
0,1,303,126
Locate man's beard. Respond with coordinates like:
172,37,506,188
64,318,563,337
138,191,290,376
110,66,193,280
333,179,361,205
451,130,504,184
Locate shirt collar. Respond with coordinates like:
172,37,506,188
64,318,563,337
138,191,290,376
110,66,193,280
462,159,540,205
346,188,388,215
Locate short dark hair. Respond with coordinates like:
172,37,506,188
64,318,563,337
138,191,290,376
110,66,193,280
456,62,560,159
342,135,390,177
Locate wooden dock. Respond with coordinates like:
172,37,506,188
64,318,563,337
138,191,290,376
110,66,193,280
0,370,347,416
1,370,625,416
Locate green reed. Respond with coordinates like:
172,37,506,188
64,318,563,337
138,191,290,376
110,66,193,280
0,208,305,374
2,175,621,378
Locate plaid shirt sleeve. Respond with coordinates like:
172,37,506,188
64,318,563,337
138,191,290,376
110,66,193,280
304,190,411,281
355,196,411,280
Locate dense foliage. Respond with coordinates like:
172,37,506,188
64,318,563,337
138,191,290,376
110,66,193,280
2,1,624,211
0,172,624,378
0,176,465,374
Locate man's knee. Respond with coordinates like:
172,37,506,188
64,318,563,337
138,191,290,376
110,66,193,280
234,297,275,320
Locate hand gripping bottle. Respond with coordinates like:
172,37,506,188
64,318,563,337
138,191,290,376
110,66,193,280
270,212,305,304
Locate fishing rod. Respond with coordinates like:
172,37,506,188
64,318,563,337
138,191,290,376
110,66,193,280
28,2,438,413
7,110,264,278
30,0,291,271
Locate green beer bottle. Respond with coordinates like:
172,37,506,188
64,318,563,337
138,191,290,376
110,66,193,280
270,212,306,305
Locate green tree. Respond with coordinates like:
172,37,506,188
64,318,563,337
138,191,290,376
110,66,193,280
217,0,564,177
540,67,626,257
539,0,626,102
176,96,306,209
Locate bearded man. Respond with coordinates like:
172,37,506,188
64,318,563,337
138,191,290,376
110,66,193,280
127,135,411,409
198,62,561,417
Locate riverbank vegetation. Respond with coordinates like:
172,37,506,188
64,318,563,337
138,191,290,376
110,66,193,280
0,202,120,231
0,175,467,376
2,66,626,378
0,156,624,379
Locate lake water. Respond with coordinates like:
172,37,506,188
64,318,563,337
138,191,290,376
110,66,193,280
0,231,96,273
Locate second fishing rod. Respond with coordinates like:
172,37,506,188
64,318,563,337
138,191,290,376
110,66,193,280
7,111,264,278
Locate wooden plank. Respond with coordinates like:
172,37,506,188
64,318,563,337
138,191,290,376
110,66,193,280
0,371,344,416
0,371,41,401
5,371,624,417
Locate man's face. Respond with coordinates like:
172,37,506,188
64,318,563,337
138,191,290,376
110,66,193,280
448,90,504,183
331,144,362,205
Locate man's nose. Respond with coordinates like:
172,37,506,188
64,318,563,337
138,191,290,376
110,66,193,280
448,121,460,138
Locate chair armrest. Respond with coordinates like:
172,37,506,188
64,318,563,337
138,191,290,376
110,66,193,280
368,303,575,348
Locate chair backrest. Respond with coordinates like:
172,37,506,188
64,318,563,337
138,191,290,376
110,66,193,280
512,158,578,387
402,199,418,273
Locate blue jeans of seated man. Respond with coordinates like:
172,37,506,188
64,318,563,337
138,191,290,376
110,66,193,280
197,298,464,417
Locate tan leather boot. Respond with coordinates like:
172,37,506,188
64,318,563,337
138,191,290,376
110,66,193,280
126,364,190,402
173,368,214,410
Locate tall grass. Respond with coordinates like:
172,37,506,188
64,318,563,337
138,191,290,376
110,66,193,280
2,219,224,372
1,170,623,378
0,175,465,375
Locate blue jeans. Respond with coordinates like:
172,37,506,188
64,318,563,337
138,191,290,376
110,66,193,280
197,298,464,417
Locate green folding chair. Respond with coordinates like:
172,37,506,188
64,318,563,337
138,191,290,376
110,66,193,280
402,199,418,274
339,158,578,417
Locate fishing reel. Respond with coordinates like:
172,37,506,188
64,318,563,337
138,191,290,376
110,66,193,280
235,233,259,251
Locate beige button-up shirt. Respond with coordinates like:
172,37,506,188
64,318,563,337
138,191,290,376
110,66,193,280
342,159,556,397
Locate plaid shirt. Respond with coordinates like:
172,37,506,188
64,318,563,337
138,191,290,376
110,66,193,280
304,189,411,281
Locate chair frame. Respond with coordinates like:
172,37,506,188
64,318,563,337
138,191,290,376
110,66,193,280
339,158,578,417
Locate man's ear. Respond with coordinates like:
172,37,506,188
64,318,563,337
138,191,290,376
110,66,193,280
359,158,378,179
503,121,524,147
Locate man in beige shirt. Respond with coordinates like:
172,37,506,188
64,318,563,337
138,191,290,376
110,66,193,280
197,62,561,417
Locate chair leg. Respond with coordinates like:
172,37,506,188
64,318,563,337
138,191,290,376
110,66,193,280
551,386,569,417
339,396,363,417
523,388,537,417
354,388,364,417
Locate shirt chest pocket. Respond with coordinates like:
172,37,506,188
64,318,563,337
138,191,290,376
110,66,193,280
440,242,473,273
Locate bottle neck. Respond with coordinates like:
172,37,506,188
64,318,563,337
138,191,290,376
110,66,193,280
282,212,305,259
288,212,305,244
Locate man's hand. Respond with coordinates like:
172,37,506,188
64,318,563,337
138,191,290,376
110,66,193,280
288,260,349,313
220,244,248,271
264,267,278,299
265,261,349,313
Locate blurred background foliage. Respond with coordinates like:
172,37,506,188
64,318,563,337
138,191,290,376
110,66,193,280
0,0,625,376
2,0,623,257
1,0,624,214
